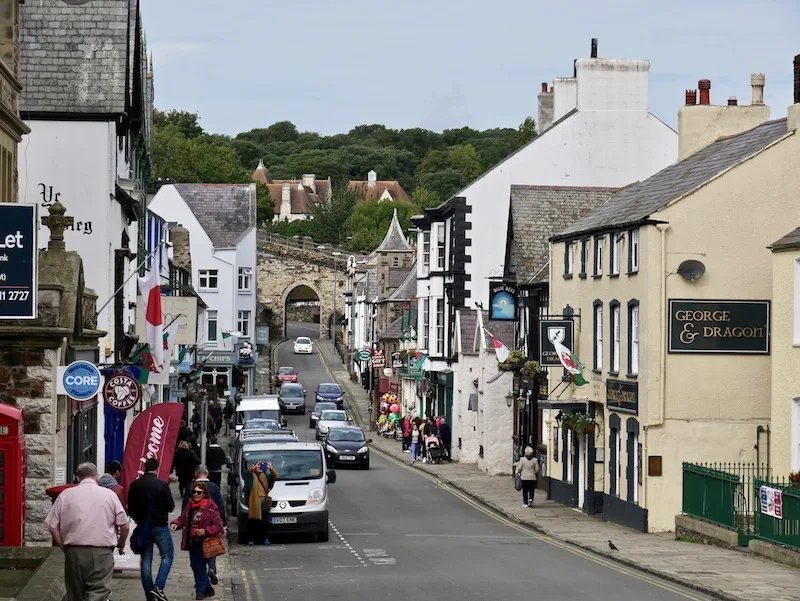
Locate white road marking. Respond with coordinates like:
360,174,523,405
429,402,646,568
331,521,368,567
339,532,380,536
405,534,532,539
362,548,397,565
263,567,301,571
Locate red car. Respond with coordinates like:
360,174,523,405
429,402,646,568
275,366,298,386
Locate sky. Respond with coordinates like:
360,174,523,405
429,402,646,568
140,0,799,137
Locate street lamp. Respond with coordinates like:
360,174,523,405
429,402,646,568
505,392,514,408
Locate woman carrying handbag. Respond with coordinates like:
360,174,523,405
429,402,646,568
170,482,225,599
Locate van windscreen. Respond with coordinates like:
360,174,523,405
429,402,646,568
242,449,323,481
238,409,280,425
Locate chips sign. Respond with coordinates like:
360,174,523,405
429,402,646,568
356,350,372,362
103,373,141,411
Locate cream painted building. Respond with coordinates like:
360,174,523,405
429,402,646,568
768,228,800,477
545,74,800,532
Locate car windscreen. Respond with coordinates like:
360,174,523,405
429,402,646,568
279,367,295,374
328,429,365,442
242,450,323,481
242,419,280,430
238,409,280,425
281,386,303,398
318,384,341,394
313,402,337,413
320,410,346,421
296,337,311,344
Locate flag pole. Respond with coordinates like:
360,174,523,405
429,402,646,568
95,240,166,319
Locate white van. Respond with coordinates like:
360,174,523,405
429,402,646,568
236,441,336,543
235,395,284,432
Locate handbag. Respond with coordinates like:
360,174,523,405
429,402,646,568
130,483,157,555
202,536,226,559
513,472,522,491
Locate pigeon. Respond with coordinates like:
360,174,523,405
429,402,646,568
608,540,619,551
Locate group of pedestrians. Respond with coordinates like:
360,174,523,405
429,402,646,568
400,414,452,464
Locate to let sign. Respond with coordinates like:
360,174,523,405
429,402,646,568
607,379,638,414
0,204,37,319
668,300,770,354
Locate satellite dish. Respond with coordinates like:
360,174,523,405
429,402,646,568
677,259,706,281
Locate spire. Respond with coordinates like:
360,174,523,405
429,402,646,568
375,208,412,253
252,159,272,184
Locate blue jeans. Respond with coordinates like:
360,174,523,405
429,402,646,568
206,555,217,573
411,442,419,461
189,544,210,596
140,526,174,595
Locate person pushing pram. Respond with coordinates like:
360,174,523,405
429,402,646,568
424,432,443,464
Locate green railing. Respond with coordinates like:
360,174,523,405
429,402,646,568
682,462,740,529
754,478,800,551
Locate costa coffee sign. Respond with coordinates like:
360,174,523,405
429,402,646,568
103,373,141,411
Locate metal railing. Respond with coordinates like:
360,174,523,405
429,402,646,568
257,230,353,262
754,477,800,551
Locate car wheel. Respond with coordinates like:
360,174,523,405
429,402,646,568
362,459,370,470
318,527,329,543
300,408,306,415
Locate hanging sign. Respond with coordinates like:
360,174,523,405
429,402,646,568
0,204,38,319
103,372,141,411
372,350,385,368
539,320,575,367
489,282,517,321
57,360,103,401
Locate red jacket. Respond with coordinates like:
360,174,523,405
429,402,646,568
171,499,224,551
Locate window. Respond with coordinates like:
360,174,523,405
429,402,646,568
435,298,445,354
199,269,219,290
238,267,252,292
794,258,800,344
421,231,430,272
628,228,640,274
435,223,446,270
237,310,251,338
206,310,218,342
593,301,603,370
628,300,640,376
579,239,589,277
610,301,620,373
593,236,604,277
422,298,430,350
563,242,574,277
610,233,622,276
392,256,399,267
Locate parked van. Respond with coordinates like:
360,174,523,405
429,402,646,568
236,441,335,543
235,396,285,432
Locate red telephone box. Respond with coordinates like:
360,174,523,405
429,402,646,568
0,404,25,546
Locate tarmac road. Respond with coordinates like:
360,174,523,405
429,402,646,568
229,322,712,601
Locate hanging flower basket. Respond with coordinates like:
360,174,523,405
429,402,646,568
574,414,597,435
521,360,542,379
789,471,800,487
498,350,526,373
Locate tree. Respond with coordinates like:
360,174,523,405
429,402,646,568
304,184,360,245
448,144,483,180
517,116,537,147
411,187,442,211
256,182,274,225
416,169,468,202
265,120,299,142
153,109,204,138
344,200,418,252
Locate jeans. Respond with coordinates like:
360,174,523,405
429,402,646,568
188,544,210,596
206,555,217,573
140,526,174,595
411,442,419,462
521,480,537,505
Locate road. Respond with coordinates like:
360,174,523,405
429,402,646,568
230,322,712,601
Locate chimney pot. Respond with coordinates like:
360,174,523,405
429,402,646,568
541,82,548,93
685,90,697,106
698,79,711,105
794,54,800,104
751,73,766,105
590,38,598,58
728,96,738,106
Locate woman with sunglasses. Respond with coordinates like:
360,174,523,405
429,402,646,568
170,482,224,599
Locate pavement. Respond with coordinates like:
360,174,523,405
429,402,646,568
315,337,800,601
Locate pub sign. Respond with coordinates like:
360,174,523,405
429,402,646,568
607,379,638,414
539,319,574,367
489,282,517,321
668,299,770,354
0,204,38,319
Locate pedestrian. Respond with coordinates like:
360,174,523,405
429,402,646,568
223,400,234,436
410,424,420,464
402,414,412,452
242,460,278,546
515,446,541,507
170,482,224,600
128,458,175,601
190,408,201,438
173,441,201,498
45,462,129,601
205,437,230,489
181,465,227,586
438,417,452,461
98,460,125,506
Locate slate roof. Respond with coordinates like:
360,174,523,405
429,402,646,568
173,184,256,248
20,0,136,114
387,263,417,301
481,311,515,351
459,310,478,355
375,209,412,252
388,268,409,288
554,118,790,240
459,310,514,354
378,315,405,340
509,186,617,283
349,180,411,203
771,226,800,251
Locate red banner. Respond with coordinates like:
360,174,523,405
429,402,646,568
120,402,184,503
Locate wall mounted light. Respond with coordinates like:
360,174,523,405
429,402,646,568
505,393,514,408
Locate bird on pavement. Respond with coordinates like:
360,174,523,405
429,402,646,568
608,540,619,551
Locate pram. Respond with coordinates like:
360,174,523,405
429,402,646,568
425,435,443,464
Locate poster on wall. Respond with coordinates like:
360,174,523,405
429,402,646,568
489,282,517,321
759,485,783,519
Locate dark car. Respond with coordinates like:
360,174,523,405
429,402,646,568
275,366,298,386
278,382,306,414
315,383,344,408
324,426,371,470
309,401,337,429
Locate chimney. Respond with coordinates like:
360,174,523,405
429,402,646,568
281,181,291,218
171,225,192,273
751,73,765,105
590,38,598,58
795,54,800,104
727,97,738,106
788,55,800,132
685,89,697,105
537,82,554,133
301,174,316,193
367,170,377,188
698,79,711,105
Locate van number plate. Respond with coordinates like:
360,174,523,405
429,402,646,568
270,516,297,524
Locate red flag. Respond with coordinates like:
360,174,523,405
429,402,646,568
120,402,184,504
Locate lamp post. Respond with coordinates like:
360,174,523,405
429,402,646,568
505,392,514,408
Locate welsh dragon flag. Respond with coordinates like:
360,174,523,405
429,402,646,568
551,338,588,386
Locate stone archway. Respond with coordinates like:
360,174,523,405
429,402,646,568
281,281,326,339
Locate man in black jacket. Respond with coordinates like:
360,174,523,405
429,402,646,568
127,458,175,601
181,464,226,585
205,437,230,488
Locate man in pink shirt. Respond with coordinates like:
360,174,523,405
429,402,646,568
45,462,129,601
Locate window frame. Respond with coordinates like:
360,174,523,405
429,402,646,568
628,228,640,274
610,300,620,374
628,299,640,377
199,269,219,291
237,267,252,292
206,309,218,343
563,242,574,278
610,232,622,276
422,298,430,351
579,239,589,278
435,298,445,355
421,231,430,273
593,236,604,277
593,299,603,371
237,310,251,338
434,223,446,271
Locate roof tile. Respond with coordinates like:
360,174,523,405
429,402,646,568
173,184,256,248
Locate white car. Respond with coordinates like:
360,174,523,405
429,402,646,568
315,409,349,440
294,336,313,354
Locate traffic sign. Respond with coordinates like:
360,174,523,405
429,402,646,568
356,350,372,362
103,373,141,411
59,361,103,401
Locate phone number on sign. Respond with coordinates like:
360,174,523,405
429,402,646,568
0,289,30,301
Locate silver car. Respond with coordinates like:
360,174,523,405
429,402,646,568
315,409,349,440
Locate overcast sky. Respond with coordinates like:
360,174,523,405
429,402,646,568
140,0,799,136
